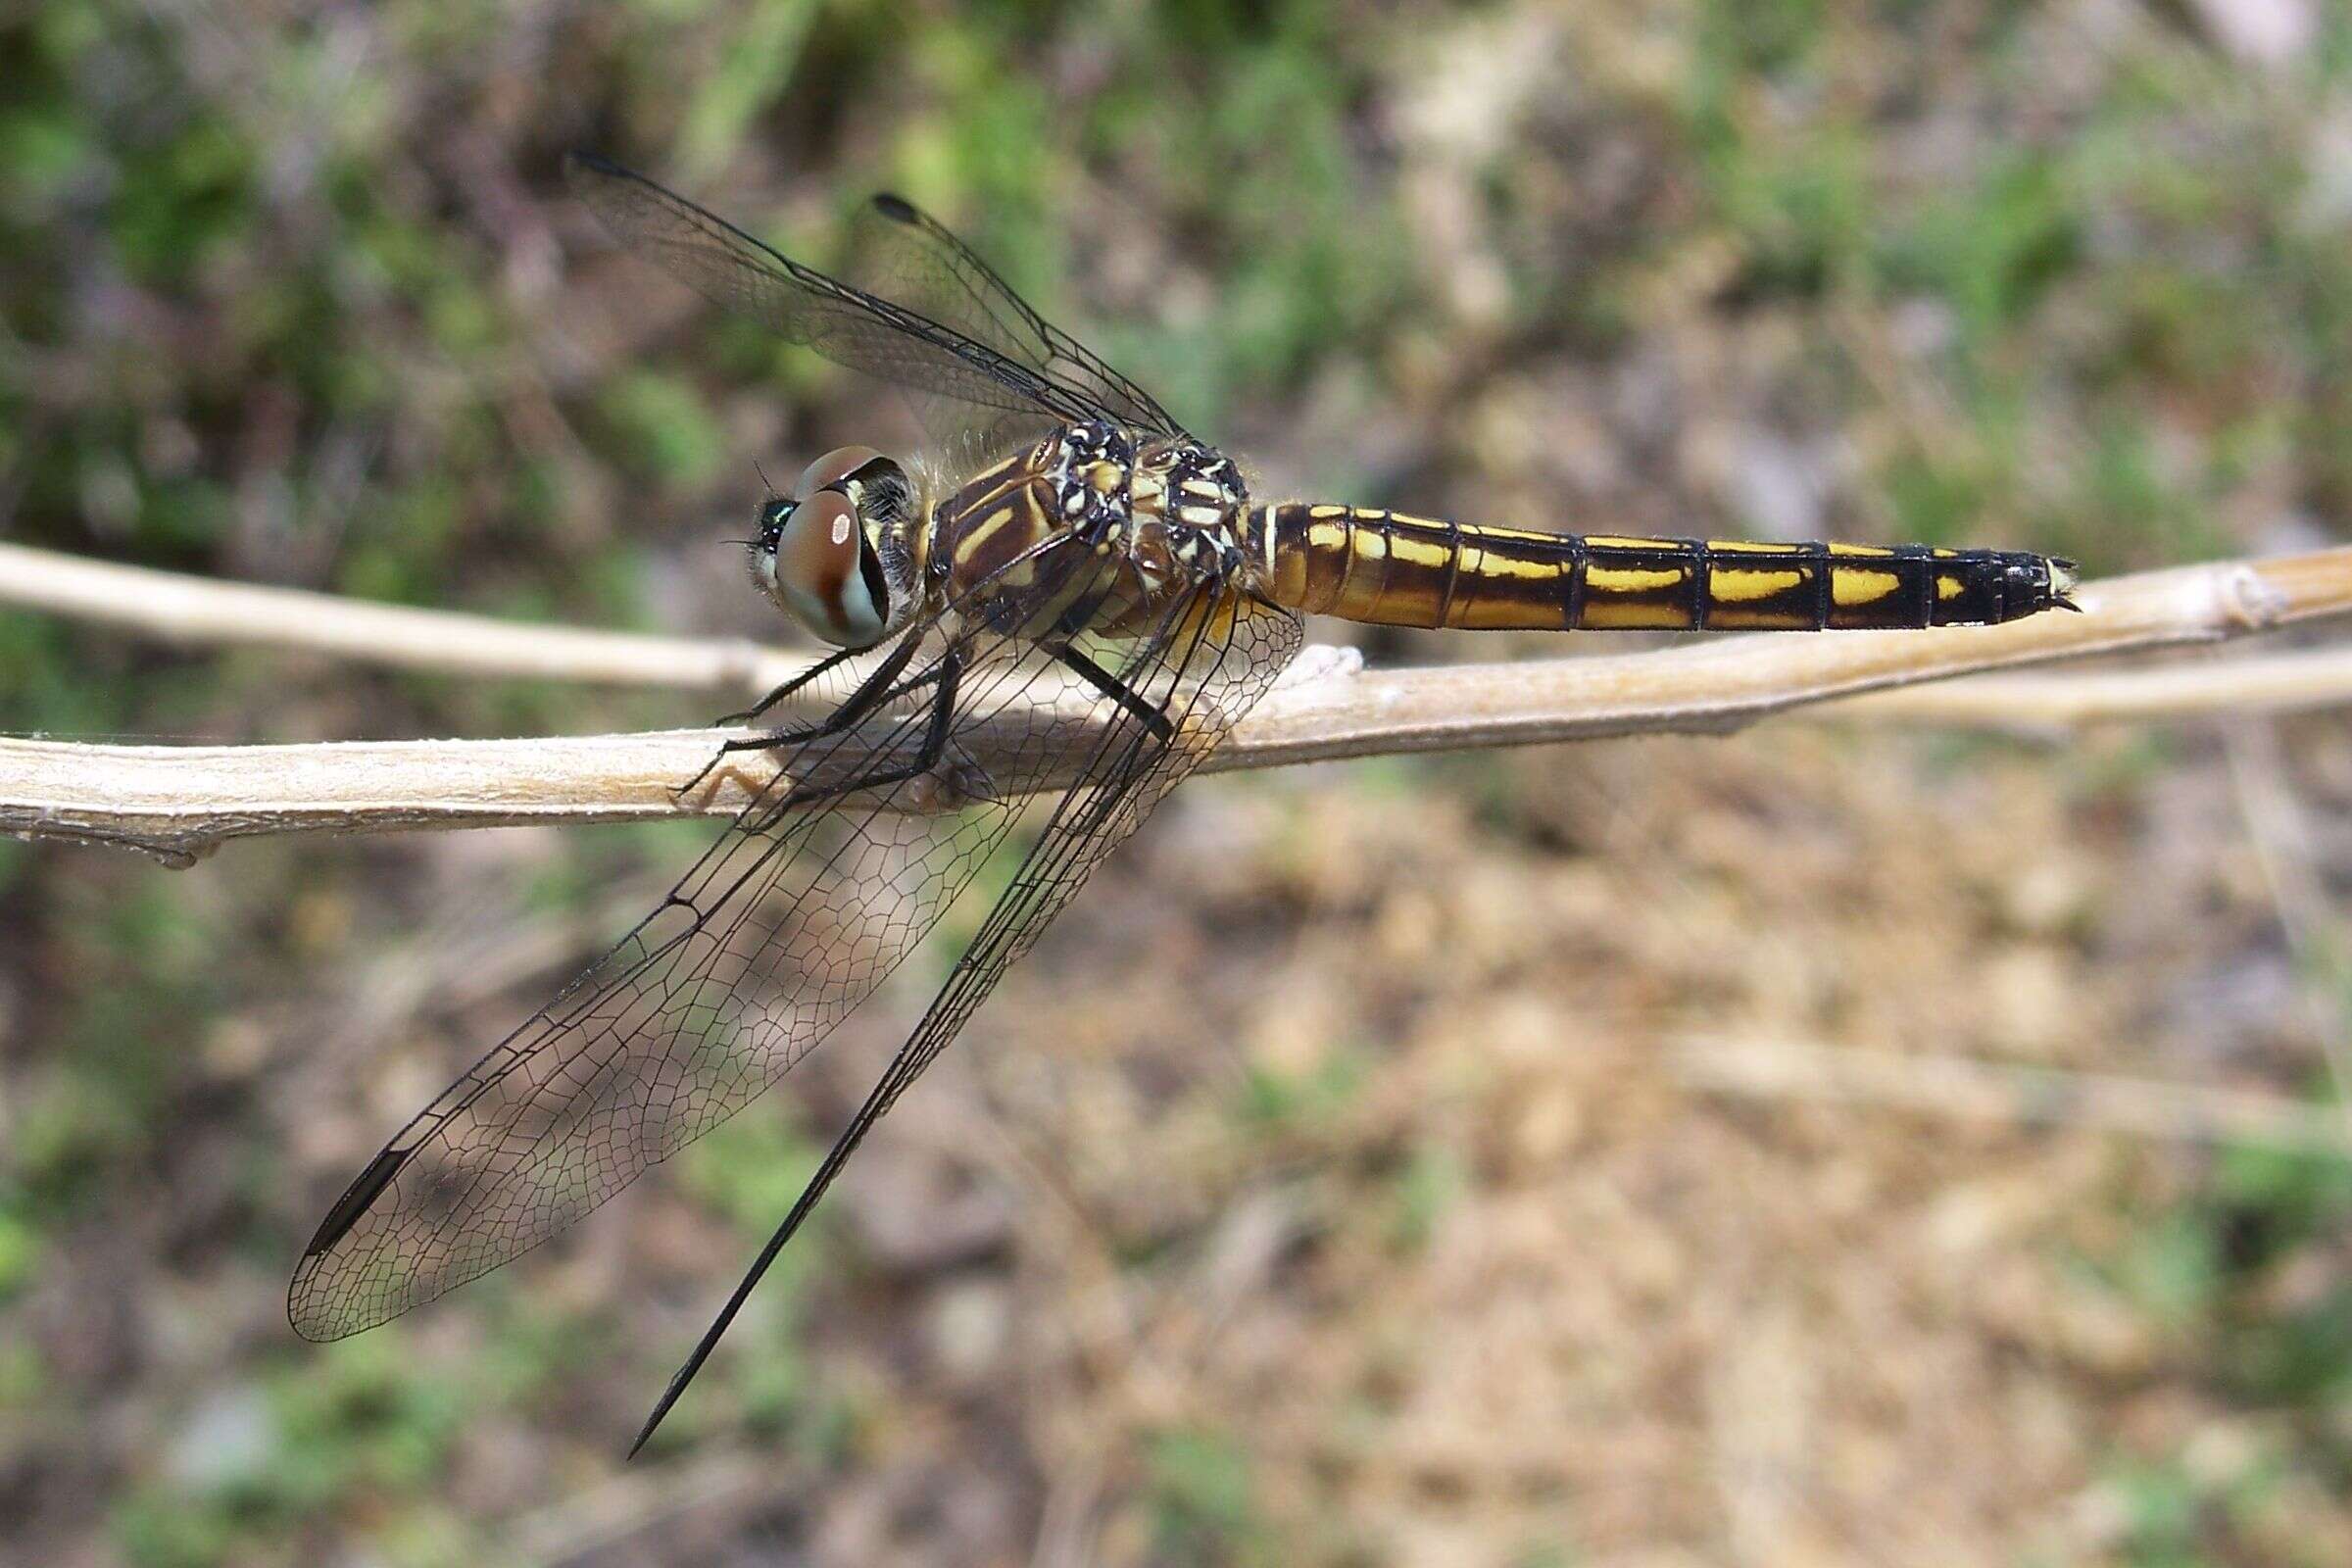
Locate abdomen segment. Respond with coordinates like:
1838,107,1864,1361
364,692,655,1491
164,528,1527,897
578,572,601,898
1250,504,2078,631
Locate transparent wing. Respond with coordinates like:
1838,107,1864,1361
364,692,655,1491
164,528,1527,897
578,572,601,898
287,536,1179,1339
630,582,1304,1449
846,192,1187,440
564,154,1161,447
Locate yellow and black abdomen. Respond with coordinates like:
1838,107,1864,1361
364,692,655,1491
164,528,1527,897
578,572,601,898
1250,504,2077,631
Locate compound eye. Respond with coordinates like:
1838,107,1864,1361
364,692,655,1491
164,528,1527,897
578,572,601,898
770,488,885,646
793,445,887,499
755,496,795,546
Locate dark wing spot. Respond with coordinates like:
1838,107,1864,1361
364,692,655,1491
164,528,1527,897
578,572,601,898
303,1147,411,1260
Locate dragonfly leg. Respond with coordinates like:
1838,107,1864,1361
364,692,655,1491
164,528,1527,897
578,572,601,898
715,644,865,727
713,668,945,757
745,648,968,831
677,631,926,802
1054,645,1175,744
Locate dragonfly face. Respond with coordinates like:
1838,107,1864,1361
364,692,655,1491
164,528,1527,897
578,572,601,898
750,445,924,649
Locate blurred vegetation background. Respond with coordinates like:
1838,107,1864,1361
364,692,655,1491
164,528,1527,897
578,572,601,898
6,1,2352,1563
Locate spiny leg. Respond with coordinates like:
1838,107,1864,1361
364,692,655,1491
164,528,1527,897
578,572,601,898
710,669,945,760
746,647,966,833
1054,644,1175,744
677,631,928,802
717,643,863,727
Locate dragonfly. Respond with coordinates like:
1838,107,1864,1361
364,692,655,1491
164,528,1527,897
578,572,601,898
290,153,2081,1453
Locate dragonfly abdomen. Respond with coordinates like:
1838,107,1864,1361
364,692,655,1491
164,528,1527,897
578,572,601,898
1250,504,2077,631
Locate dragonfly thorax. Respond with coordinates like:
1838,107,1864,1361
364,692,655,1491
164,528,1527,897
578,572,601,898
750,446,924,648
930,420,1254,645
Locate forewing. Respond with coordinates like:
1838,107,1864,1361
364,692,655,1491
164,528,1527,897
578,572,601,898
848,192,1188,441
890,592,1303,1075
565,154,1113,439
629,585,1304,1447
287,550,1115,1339
797,587,1301,1166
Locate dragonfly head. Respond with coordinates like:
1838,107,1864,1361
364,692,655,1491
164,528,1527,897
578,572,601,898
751,446,918,648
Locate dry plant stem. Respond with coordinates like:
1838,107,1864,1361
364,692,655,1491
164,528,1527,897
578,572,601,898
1837,641,2352,727
0,541,805,693
506,1452,775,1565
2222,722,2352,1136
10,539,2352,721
1222,550,2342,766
6,549,2351,865
1673,1037,2352,1155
